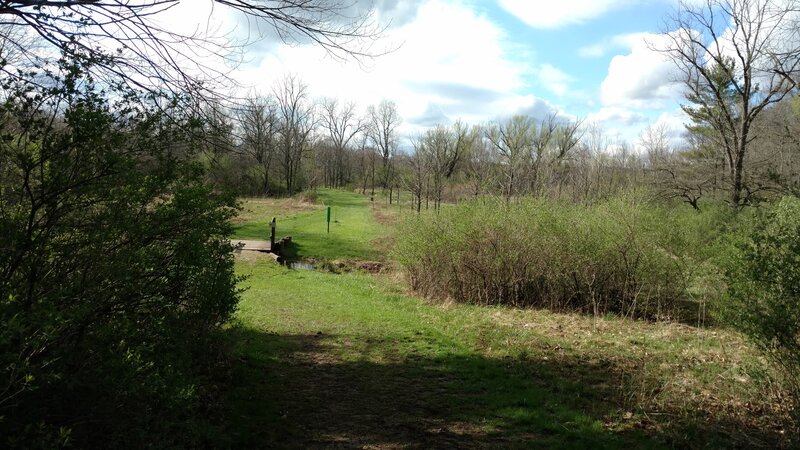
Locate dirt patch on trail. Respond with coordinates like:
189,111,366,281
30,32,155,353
371,204,400,226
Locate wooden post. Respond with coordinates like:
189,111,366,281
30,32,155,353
270,217,276,250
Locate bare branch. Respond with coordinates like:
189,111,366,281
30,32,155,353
0,0,385,100
658,0,800,206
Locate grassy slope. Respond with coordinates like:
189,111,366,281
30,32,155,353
233,189,386,260
222,189,791,449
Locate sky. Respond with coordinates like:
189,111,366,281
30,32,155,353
163,0,696,147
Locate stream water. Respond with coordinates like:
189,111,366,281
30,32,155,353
287,260,315,270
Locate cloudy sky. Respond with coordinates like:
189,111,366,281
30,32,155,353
166,0,693,145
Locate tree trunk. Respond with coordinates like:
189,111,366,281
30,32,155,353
262,164,270,196
731,147,745,207
370,159,375,196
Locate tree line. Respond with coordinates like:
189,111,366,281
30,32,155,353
204,79,800,212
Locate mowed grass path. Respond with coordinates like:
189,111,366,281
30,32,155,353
228,262,785,448
233,189,387,260
223,190,790,449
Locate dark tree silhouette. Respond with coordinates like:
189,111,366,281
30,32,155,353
0,0,383,95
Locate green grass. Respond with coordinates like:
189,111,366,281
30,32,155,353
221,259,789,448
233,189,387,260
227,261,633,448
220,189,793,448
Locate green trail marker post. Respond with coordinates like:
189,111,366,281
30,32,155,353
326,206,331,233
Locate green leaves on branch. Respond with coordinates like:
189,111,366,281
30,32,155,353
724,196,800,409
0,58,240,447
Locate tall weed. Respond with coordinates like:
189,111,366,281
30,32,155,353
395,194,724,320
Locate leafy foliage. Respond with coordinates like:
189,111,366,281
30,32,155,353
394,194,727,320
724,196,800,411
0,60,240,447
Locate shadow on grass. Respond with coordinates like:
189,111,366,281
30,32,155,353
213,328,787,449
279,235,383,262
279,240,301,260
232,220,272,241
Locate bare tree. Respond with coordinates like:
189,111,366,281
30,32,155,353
570,123,611,203
353,132,373,195
367,99,400,189
420,125,450,211
319,97,364,187
553,119,584,162
545,116,584,197
528,114,557,196
0,19,44,74
659,0,800,206
415,121,477,209
235,94,280,195
641,122,673,167
274,74,316,193
445,120,477,178
642,123,709,209
405,135,429,212
466,127,498,197
0,1,383,93
485,115,535,201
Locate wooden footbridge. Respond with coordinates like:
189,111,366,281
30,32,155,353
233,239,273,252
233,217,291,260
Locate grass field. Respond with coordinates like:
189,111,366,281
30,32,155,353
233,189,392,260
220,189,794,449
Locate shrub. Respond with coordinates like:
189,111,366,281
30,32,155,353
394,194,717,320
0,61,240,446
724,196,800,409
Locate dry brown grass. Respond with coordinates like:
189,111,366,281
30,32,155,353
469,306,795,442
371,202,401,226
233,196,320,225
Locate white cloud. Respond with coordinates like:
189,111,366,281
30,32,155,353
498,94,565,121
232,0,551,136
578,43,607,58
599,32,682,109
629,108,691,151
578,32,652,58
499,0,635,29
587,106,648,126
536,64,572,96
651,108,691,143
587,107,691,151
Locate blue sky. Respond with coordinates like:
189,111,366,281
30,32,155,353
169,0,693,145
476,0,688,141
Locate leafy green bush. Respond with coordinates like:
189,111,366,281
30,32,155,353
394,194,721,320
0,62,240,446
724,196,800,408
